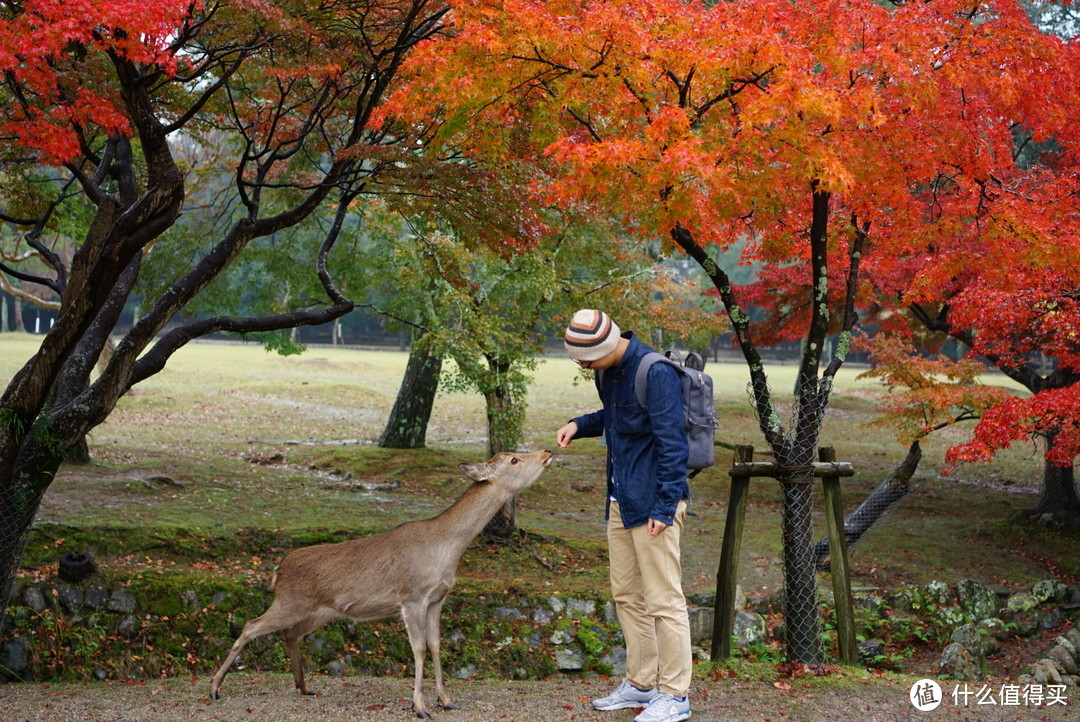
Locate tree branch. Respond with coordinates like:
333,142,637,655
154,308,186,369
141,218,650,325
129,302,355,388
567,107,603,143
669,221,786,449
53,253,142,409
693,67,776,123
0,210,39,226
0,263,60,295
823,213,869,380
798,184,831,384
792,184,831,458
163,48,256,135
127,188,359,387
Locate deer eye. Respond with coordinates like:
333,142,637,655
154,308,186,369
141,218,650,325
510,457,519,464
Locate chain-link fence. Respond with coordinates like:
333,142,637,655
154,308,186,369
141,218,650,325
812,440,921,572
746,373,831,665
776,477,823,664
0,488,40,635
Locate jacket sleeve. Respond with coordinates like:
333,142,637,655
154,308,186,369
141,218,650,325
646,363,689,525
571,409,604,438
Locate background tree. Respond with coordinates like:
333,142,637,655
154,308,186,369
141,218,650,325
358,211,452,450
896,0,1080,520
382,0,1080,662
357,206,700,535
904,266,1080,522
0,0,455,609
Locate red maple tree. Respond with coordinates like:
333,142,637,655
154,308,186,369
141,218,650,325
382,0,1080,659
746,114,1080,520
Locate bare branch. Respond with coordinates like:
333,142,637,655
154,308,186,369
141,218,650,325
823,213,869,380
567,107,604,143
0,262,60,295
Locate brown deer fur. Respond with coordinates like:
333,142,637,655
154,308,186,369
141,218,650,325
209,449,553,718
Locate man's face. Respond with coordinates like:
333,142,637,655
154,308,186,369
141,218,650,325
576,348,618,371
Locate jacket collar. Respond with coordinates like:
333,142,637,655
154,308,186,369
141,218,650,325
614,331,647,371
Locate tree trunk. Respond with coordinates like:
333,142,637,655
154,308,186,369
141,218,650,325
64,439,92,465
1030,433,1080,522
12,293,23,332
813,441,922,571
778,465,822,665
0,460,60,622
378,342,442,449
485,387,516,458
482,377,519,538
484,494,518,538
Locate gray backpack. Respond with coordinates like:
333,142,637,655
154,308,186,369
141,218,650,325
600,350,718,476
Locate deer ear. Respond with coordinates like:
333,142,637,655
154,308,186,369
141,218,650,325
459,461,494,482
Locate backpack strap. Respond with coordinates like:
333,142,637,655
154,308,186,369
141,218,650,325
633,352,672,409
596,352,670,408
684,351,705,371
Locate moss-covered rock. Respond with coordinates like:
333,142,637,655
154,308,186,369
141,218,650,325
957,579,997,621
1,572,612,684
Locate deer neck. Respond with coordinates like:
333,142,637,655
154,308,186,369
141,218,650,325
430,482,513,555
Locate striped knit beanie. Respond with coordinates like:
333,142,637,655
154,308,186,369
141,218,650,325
564,309,621,362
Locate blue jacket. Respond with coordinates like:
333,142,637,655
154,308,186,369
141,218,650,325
571,332,690,528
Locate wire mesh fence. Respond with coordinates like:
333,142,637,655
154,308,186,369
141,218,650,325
745,373,833,665
811,451,918,573
776,478,824,664
0,487,41,634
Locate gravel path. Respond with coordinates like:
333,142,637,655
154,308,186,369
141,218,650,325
0,672,1068,721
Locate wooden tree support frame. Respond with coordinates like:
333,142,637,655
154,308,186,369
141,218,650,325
710,445,858,665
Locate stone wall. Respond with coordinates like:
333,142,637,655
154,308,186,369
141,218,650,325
2,575,1075,685
920,578,1080,685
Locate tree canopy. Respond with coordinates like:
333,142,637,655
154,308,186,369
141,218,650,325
0,0,464,606
382,0,1080,474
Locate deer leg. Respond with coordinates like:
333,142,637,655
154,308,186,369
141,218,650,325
401,605,431,719
284,619,320,696
426,599,456,710
210,605,294,700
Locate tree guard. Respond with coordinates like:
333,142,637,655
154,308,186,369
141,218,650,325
812,441,921,572
712,445,857,666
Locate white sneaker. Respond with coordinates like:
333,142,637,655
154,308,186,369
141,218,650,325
592,679,659,710
633,693,691,722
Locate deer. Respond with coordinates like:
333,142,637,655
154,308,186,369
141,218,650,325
209,449,553,718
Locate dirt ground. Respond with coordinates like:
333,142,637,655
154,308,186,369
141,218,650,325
0,672,1071,722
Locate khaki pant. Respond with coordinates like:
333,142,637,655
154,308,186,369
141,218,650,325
607,499,692,697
